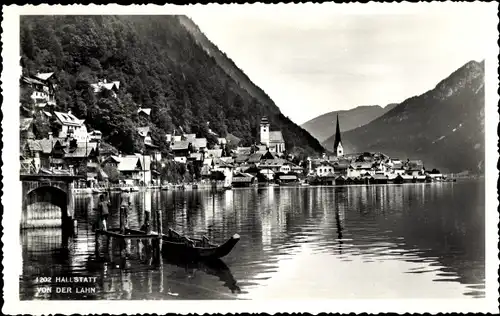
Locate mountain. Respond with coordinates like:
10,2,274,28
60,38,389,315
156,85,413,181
20,15,323,157
323,60,485,174
301,104,397,142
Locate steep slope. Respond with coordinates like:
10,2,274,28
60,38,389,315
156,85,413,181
324,60,485,174
301,104,397,142
20,15,323,156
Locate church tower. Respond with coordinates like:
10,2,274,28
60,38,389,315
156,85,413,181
260,116,270,146
333,115,344,157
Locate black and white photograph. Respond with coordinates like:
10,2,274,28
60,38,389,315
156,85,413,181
2,2,499,314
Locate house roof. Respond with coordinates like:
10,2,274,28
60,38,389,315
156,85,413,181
25,139,42,152
220,157,234,164
189,153,203,161
64,147,94,158
279,175,298,181
407,160,424,170
137,154,151,171
260,169,274,175
260,158,288,167
235,147,252,155
203,158,213,166
137,108,151,116
117,156,140,171
232,177,254,183
64,142,98,158
184,134,197,142
91,80,120,93
248,153,263,163
392,162,403,169
206,149,223,158
103,155,121,164
54,111,84,127
234,172,254,178
25,138,57,154
38,139,55,154
173,135,182,142
193,138,207,149
333,161,350,169
269,131,284,143
226,133,241,145
21,76,45,86
35,72,54,81
165,134,172,142
213,158,233,168
98,141,119,155
234,155,250,163
137,126,150,137
20,118,33,131
171,141,190,151
352,162,373,170
396,174,414,180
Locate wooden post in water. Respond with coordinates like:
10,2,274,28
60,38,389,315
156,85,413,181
156,209,163,257
108,235,113,257
95,232,100,256
120,206,125,234
144,210,151,234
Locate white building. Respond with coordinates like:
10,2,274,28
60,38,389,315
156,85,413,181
260,116,285,154
21,72,57,108
53,111,88,141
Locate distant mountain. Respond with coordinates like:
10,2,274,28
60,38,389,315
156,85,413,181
301,104,397,142
324,60,485,174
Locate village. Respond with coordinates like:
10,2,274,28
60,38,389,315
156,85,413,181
19,71,447,193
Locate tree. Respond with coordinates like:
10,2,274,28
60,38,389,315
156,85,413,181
102,164,120,183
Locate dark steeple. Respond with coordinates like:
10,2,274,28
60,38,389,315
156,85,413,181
333,114,342,154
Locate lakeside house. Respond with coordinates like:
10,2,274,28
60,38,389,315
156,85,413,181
91,79,120,98
193,138,207,152
232,172,255,187
107,154,152,186
212,158,234,187
53,111,88,142
137,107,151,119
21,72,57,109
21,138,54,173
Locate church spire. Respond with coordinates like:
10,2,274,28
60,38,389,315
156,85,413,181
333,115,343,157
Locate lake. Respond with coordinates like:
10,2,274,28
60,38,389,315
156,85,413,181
20,180,485,300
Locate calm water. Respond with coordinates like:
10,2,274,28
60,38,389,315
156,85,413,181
20,180,485,300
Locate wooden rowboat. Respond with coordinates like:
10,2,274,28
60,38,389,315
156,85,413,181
161,229,240,260
128,228,240,261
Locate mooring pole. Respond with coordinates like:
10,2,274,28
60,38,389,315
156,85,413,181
120,206,125,234
156,209,163,256
144,210,151,234
95,231,100,256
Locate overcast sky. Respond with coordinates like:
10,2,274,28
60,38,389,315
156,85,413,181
188,3,495,125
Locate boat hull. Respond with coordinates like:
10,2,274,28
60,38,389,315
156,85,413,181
161,233,240,260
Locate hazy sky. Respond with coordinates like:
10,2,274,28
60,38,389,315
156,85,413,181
188,3,495,125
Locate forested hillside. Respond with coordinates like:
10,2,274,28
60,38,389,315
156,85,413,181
20,15,323,156
324,60,485,174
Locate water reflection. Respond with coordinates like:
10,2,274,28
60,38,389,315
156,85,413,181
21,181,485,299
